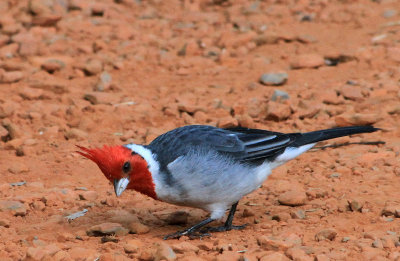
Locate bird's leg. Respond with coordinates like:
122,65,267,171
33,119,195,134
201,202,248,233
163,217,215,240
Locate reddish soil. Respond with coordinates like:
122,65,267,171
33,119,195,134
0,0,399,260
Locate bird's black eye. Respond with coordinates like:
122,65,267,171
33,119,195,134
122,161,131,173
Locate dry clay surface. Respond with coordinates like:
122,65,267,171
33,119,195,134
0,0,399,260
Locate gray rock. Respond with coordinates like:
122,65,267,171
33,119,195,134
271,89,289,101
342,237,350,242
0,200,26,216
95,71,112,91
330,173,341,178
290,209,306,219
65,209,88,221
259,72,288,86
10,181,26,186
383,9,397,18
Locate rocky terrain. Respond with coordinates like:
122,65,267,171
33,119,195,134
0,0,399,260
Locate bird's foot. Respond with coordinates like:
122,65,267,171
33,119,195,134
201,223,248,233
163,229,211,240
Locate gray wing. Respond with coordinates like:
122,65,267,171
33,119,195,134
147,125,299,167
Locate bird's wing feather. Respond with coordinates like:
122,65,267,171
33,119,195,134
225,127,298,163
147,125,297,167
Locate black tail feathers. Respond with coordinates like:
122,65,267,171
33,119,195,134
293,126,379,147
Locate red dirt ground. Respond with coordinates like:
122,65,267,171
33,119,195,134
0,0,399,260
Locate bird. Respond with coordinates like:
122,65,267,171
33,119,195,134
77,125,379,239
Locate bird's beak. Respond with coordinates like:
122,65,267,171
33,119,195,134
113,177,130,197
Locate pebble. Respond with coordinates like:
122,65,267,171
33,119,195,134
236,114,255,128
340,85,363,101
32,201,46,211
0,200,27,216
290,209,306,219
257,236,294,251
19,87,44,100
0,218,10,227
79,191,98,201
32,14,62,26
164,210,189,225
217,116,238,128
56,232,74,243
83,92,119,105
95,71,112,91
124,239,143,254
242,208,255,217
271,90,290,101
64,128,88,141
363,232,377,240
53,250,71,261
341,237,351,244
41,59,65,73
348,199,364,212
381,235,396,249
383,9,397,18
372,239,383,249
25,244,61,261
381,205,400,217
254,34,281,45
8,162,30,174
128,221,150,234
0,124,8,138
361,246,386,260
335,113,379,126
247,98,264,118
0,35,9,48
259,72,288,86
0,71,24,83
4,138,23,151
177,104,200,114
68,247,99,261
278,190,307,206
272,212,291,222
86,222,129,236
197,242,213,251
315,229,337,241
29,71,68,94
330,173,341,178
29,0,52,15
266,102,291,121
91,4,105,16
171,242,200,254
154,242,177,261
260,252,290,261
66,209,88,221
0,43,18,58
286,247,308,260
290,54,325,69
315,254,330,261
84,59,103,75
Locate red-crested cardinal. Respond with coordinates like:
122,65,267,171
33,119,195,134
77,125,379,239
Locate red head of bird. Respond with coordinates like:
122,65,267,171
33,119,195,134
76,145,156,199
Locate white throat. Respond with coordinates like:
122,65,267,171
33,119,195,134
123,144,162,195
